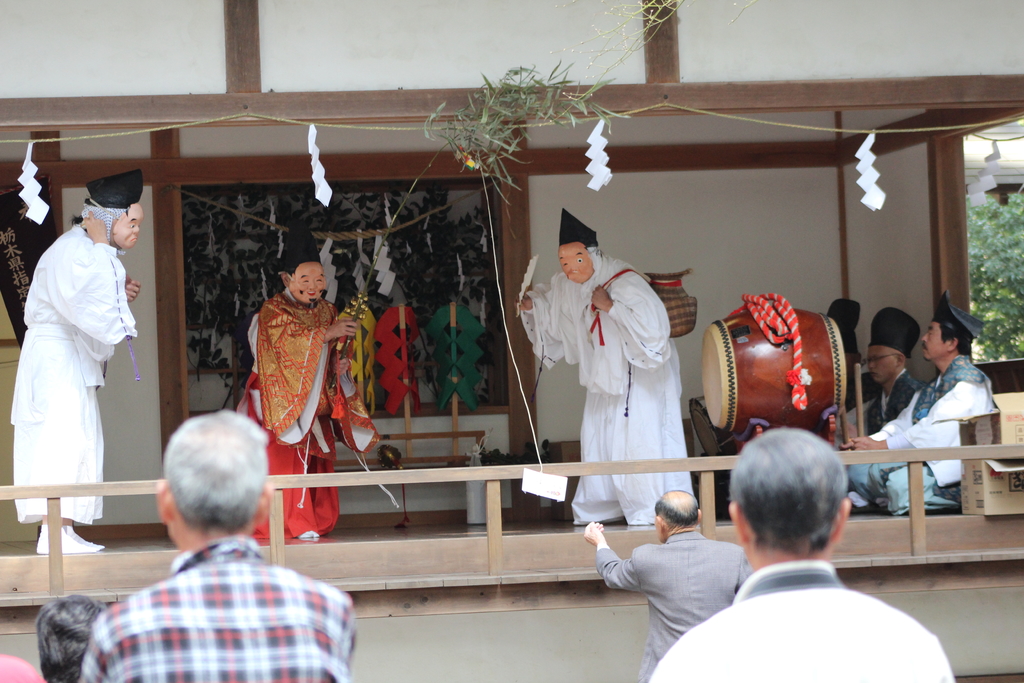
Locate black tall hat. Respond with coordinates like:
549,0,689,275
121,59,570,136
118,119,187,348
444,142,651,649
282,219,321,273
559,209,598,248
85,169,143,209
933,290,984,341
827,298,861,355
869,307,920,357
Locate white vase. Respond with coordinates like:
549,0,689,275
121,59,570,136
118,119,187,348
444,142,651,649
466,480,486,524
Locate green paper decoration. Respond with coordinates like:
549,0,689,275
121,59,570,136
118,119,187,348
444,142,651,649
425,305,485,410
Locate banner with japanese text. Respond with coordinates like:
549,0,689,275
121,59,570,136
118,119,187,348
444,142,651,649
0,179,58,346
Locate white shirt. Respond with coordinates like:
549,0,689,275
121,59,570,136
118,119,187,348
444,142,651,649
870,368,993,486
650,561,954,683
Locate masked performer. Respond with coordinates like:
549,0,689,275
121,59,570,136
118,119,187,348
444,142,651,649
520,210,692,526
240,220,378,540
13,169,144,555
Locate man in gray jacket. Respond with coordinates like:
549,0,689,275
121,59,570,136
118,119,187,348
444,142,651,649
584,491,751,683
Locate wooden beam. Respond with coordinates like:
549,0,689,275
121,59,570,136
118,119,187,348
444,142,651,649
928,135,970,308
149,131,189,449
4,75,1024,131
0,141,839,188
839,108,1024,164
643,2,679,84
486,480,504,576
699,472,716,540
224,0,262,94
498,177,537,464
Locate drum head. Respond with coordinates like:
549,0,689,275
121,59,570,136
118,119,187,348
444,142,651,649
823,314,847,410
701,321,737,431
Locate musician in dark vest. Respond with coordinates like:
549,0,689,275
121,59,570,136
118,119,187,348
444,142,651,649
848,307,925,506
843,292,993,514
650,429,953,683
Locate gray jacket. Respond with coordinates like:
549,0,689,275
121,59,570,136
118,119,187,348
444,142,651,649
596,531,751,683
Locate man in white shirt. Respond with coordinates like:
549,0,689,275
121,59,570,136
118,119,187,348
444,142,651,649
843,291,993,514
651,429,954,683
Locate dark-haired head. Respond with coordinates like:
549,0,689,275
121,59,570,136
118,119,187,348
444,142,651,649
36,595,106,683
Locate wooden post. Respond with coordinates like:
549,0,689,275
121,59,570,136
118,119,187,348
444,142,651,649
151,131,190,448
699,471,716,540
498,181,536,456
450,302,459,458
399,305,413,458
46,498,64,596
928,136,970,308
834,112,850,299
269,489,286,566
223,0,262,94
854,362,865,436
643,1,680,84
908,461,927,556
485,479,503,575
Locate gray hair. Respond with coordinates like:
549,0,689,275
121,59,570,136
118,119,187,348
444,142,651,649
730,428,847,554
655,490,699,530
164,411,269,534
36,594,106,683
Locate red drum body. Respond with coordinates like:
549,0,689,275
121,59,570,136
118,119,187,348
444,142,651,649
701,309,846,435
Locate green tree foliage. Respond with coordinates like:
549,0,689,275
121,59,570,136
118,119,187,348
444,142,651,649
968,194,1024,361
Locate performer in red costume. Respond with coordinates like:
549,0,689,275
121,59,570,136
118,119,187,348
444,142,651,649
239,220,379,540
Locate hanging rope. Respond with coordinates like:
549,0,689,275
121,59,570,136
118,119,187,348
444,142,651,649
730,293,810,410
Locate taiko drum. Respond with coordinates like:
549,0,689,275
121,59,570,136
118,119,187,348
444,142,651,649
701,309,846,434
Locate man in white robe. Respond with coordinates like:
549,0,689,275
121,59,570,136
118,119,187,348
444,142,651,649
520,209,692,526
843,291,993,514
12,169,144,555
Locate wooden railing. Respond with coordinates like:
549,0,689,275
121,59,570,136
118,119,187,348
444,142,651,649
1,443,1022,596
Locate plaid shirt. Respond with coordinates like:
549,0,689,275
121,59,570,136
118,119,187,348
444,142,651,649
80,536,354,683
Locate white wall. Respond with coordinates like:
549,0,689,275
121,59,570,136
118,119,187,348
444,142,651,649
845,143,935,380
0,0,225,98
5,1,1024,100
678,0,1024,82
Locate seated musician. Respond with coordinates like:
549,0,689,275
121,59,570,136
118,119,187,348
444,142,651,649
847,307,925,506
843,292,993,514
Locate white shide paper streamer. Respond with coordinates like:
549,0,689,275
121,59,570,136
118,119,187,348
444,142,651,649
585,120,613,191
319,238,338,304
18,143,50,224
307,125,333,207
855,133,886,211
372,236,396,297
968,142,1001,208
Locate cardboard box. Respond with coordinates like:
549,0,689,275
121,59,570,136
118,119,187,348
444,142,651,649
957,393,1024,446
961,459,1024,515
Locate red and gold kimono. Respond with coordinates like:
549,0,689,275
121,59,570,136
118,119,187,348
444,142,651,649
240,291,378,539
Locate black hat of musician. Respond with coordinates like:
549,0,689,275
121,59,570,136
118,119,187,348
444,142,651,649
85,169,143,209
827,298,860,355
869,307,920,357
559,209,598,248
282,219,321,273
933,290,984,341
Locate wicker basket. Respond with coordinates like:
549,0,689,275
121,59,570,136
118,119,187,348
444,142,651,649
645,269,697,337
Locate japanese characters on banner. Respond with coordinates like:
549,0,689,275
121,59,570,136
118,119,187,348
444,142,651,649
0,178,59,345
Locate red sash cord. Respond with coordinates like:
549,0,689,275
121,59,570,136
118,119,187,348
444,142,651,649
589,269,636,347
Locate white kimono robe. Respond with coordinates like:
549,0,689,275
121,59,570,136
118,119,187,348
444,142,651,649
522,251,692,525
870,373,994,487
11,228,136,524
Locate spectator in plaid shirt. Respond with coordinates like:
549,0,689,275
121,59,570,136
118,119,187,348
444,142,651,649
80,411,355,683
